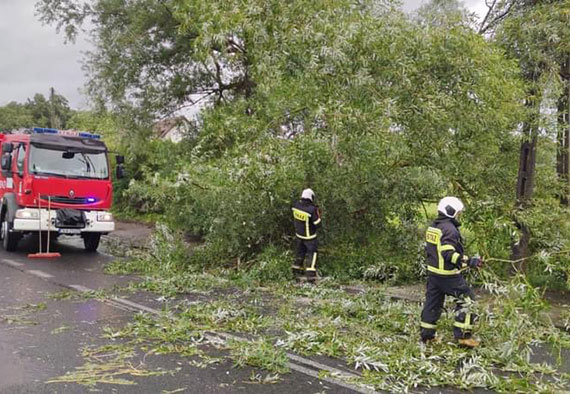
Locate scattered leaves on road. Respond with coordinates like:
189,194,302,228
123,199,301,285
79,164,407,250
46,344,170,388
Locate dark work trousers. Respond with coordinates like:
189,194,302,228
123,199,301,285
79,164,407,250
292,238,318,279
420,274,476,341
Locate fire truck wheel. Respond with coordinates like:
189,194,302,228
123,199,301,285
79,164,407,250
83,233,101,252
1,218,19,252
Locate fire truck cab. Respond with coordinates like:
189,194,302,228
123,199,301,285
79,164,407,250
0,128,120,252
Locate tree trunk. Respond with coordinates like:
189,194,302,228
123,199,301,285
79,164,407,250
557,57,570,205
512,136,537,269
511,86,539,271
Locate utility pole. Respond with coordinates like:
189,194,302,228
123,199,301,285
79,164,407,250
49,87,61,129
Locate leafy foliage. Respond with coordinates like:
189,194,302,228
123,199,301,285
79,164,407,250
488,0,570,270
0,90,73,131
37,0,570,285
100,1,523,280
0,102,33,131
96,254,570,393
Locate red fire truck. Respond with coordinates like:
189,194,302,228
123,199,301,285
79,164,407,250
0,127,123,252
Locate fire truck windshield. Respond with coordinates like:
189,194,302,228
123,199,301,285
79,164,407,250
29,146,109,179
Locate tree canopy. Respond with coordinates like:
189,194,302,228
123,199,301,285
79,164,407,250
35,0,570,283
0,89,72,132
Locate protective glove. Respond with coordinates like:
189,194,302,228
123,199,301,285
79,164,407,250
468,255,483,269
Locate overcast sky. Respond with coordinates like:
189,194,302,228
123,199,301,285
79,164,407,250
0,0,488,110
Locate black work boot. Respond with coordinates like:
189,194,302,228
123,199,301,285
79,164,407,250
292,265,305,282
421,336,440,345
306,270,317,284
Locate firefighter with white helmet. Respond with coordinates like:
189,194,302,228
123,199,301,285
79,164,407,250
291,188,322,282
420,196,483,348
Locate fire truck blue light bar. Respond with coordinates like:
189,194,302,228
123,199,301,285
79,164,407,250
33,128,101,140
33,127,58,134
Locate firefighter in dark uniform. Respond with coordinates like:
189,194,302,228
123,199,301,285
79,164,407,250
420,197,483,348
292,188,321,282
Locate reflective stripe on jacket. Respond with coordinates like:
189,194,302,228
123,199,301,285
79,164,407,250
425,215,468,276
292,199,321,239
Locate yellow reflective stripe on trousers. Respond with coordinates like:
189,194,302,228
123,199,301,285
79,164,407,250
454,321,473,329
306,253,317,271
420,321,437,329
296,233,317,240
454,313,473,329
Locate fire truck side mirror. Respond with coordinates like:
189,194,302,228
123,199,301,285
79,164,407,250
115,155,125,179
2,143,13,153
1,154,12,172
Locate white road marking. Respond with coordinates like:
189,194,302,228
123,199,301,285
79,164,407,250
101,299,138,313
26,270,54,279
210,331,370,388
287,352,362,378
286,362,376,394
112,297,163,315
202,332,371,392
68,284,93,293
2,259,24,267
66,285,134,313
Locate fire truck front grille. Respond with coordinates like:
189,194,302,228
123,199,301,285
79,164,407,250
40,195,98,205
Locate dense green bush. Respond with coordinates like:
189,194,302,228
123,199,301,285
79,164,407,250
111,1,562,284
38,0,570,286
237,246,294,284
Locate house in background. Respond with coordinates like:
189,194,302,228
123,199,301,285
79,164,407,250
153,116,189,143
154,94,209,143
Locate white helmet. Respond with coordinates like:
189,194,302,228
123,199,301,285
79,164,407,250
301,188,315,201
437,196,464,218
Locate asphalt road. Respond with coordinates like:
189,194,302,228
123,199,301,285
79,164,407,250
1,234,569,393
0,234,364,394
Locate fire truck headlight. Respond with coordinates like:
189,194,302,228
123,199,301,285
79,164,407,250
97,212,113,222
15,210,39,219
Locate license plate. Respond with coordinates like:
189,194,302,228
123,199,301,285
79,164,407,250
58,228,82,235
